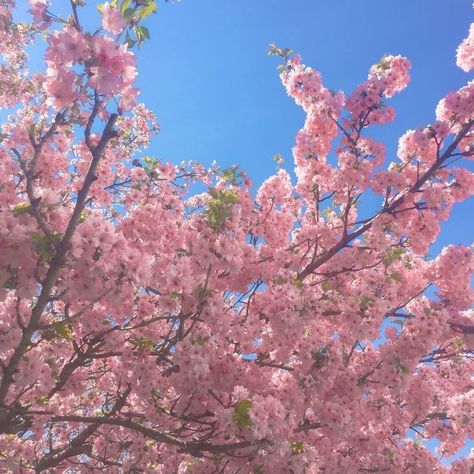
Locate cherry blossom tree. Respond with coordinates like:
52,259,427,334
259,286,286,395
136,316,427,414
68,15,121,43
0,0,473,472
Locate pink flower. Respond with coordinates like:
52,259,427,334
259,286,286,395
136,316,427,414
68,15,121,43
119,86,139,113
436,81,474,127
92,36,120,68
89,65,120,94
457,23,474,72
46,28,88,67
44,66,78,110
89,37,137,95
28,0,50,30
368,55,411,98
102,3,126,35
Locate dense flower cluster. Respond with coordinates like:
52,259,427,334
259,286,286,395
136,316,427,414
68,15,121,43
457,22,474,72
0,1,472,472
38,0,138,112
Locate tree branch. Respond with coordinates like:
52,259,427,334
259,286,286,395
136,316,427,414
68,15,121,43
0,113,117,407
299,119,474,280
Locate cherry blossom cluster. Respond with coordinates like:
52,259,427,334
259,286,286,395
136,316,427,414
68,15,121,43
0,1,472,472
34,0,138,113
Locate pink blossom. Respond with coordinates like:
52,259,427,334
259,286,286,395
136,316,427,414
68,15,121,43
44,66,78,110
0,2,473,472
89,65,120,94
46,28,88,67
102,3,126,35
457,23,474,72
368,54,411,98
119,86,139,113
89,37,137,95
28,0,50,30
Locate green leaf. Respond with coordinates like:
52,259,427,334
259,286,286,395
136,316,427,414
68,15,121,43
55,324,73,341
233,400,252,428
376,55,391,71
223,190,239,205
222,166,241,185
192,335,206,346
51,231,62,242
140,25,150,39
42,323,74,340
36,396,49,406
205,188,239,230
452,337,463,351
131,337,154,350
400,364,410,375
143,155,158,170
138,1,157,19
382,247,406,266
389,272,402,282
31,232,54,261
267,42,293,60
135,25,150,44
195,284,213,300
360,296,374,311
294,276,303,289
31,230,62,261
120,0,132,14
170,290,183,301
208,187,220,200
124,37,136,48
87,390,96,400
291,441,304,455
298,305,308,317
123,7,135,21
12,202,32,216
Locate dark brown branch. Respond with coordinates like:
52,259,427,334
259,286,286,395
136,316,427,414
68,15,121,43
35,385,131,472
70,0,82,31
0,113,117,406
48,415,253,456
